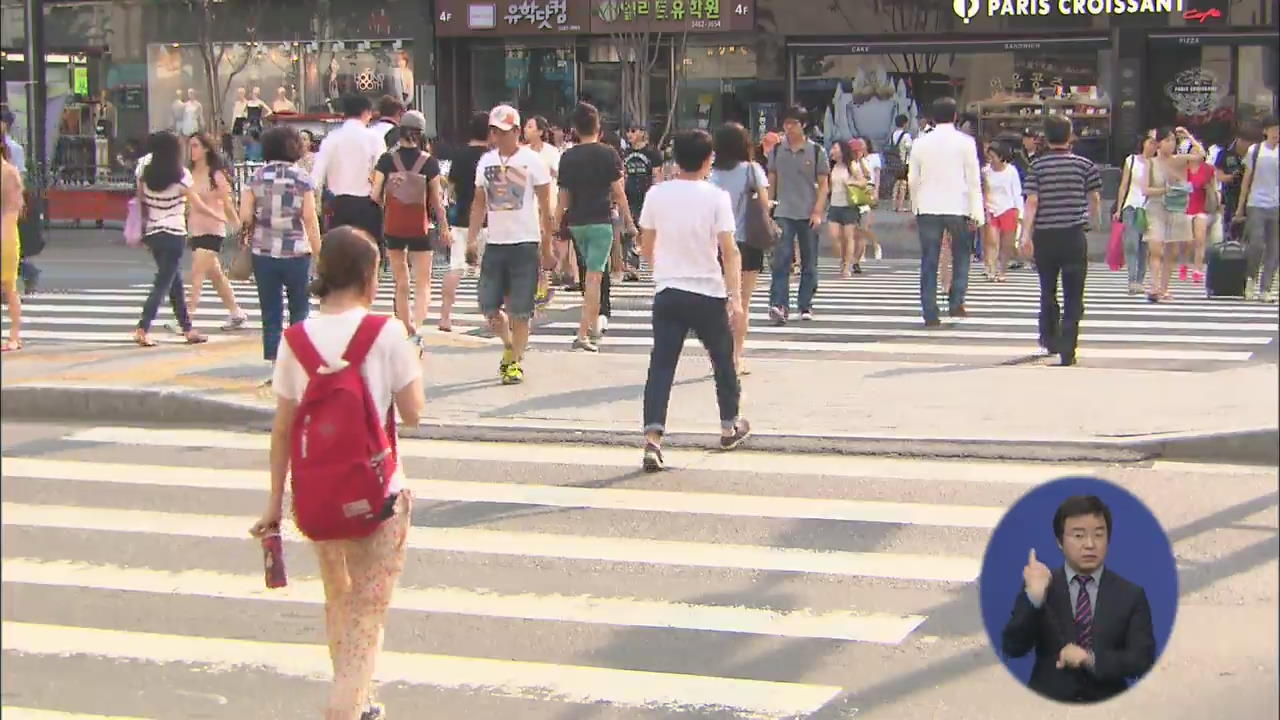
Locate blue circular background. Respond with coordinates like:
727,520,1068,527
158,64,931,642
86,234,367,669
979,475,1179,690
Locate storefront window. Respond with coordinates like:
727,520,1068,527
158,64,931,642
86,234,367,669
677,44,779,135
303,43,415,114
471,45,575,126
148,43,302,135
1149,39,1277,146
796,44,1112,163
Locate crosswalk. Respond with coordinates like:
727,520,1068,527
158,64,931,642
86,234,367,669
0,423,1106,718
5,259,1276,368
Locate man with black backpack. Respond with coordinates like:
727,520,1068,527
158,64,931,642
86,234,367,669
767,105,829,325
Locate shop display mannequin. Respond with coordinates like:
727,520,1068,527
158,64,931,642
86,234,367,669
231,87,249,129
180,88,204,136
388,51,414,108
246,86,267,132
272,86,297,114
171,89,185,132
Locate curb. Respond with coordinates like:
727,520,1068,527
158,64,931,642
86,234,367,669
2,384,1275,466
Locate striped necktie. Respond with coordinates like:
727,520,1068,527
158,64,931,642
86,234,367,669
1073,575,1094,650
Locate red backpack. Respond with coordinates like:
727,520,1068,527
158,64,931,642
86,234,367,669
283,314,399,541
381,151,431,238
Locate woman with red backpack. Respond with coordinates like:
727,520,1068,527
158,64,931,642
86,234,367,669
371,110,450,347
250,227,424,720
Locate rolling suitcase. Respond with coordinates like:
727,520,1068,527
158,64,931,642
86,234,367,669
1205,237,1248,298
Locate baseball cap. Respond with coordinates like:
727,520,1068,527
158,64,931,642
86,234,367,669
488,104,520,132
400,110,427,131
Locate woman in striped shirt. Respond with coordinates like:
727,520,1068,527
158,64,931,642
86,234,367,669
134,131,215,347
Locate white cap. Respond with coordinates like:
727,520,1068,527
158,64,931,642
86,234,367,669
488,104,520,132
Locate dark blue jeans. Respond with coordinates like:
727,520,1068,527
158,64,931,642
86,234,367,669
643,288,740,436
917,214,974,323
252,254,312,361
769,217,819,313
137,232,192,333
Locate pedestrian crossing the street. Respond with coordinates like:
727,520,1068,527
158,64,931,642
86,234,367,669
5,260,1275,368
533,259,1279,368
1,423,1110,719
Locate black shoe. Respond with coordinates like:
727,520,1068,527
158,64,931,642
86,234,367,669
1058,352,1077,367
720,418,751,451
852,263,863,274
642,442,665,472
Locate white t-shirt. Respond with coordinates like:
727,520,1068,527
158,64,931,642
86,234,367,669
983,164,1024,216
1245,141,1279,209
1122,155,1148,209
475,146,553,245
864,153,882,189
532,143,561,212
139,167,194,236
639,179,734,299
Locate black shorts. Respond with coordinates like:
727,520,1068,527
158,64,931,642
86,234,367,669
188,234,223,252
329,195,383,242
385,235,433,252
739,242,764,272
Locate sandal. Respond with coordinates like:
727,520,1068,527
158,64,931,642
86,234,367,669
133,330,159,347
185,331,209,344
2,339,22,352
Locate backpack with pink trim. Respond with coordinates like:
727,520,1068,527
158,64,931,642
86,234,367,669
284,314,399,541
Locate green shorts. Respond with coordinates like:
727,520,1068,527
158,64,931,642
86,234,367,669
570,223,614,273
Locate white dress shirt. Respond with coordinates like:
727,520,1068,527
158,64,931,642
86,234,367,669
311,118,385,198
908,123,984,223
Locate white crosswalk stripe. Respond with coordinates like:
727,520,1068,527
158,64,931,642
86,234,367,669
558,259,1277,365
1,424,1075,718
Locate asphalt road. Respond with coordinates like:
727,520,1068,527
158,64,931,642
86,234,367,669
2,420,1276,719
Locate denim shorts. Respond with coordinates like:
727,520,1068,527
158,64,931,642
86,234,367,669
478,242,540,319
828,205,860,226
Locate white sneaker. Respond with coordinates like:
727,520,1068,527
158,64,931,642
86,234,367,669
873,245,882,260
597,315,609,334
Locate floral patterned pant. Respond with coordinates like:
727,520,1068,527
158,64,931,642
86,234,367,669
313,490,412,720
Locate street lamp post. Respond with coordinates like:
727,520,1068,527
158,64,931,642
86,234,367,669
24,0,46,245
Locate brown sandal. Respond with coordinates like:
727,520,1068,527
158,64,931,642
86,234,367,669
185,332,209,344
134,330,158,347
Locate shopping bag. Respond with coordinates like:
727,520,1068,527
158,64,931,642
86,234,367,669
227,243,254,282
123,197,144,248
1107,220,1126,271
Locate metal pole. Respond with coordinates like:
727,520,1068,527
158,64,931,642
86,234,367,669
24,0,46,233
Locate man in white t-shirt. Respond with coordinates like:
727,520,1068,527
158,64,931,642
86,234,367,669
637,129,751,472
1235,115,1280,302
468,104,556,385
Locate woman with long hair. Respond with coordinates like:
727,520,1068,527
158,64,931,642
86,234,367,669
855,137,882,262
983,141,1023,282
371,111,448,345
239,125,323,379
1,138,23,351
134,130,215,347
251,226,424,720
826,140,863,278
186,133,247,330
1145,126,1205,302
1113,130,1156,294
710,122,776,376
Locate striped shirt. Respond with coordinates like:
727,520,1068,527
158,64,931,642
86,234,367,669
1024,149,1102,231
249,161,315,258
141,168,194,237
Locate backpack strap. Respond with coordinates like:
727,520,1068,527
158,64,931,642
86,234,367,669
391,151,407,173
283,324,326,380
342,314,390,367
410,151,429,175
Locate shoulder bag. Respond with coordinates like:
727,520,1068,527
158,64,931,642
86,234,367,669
742,163,779,251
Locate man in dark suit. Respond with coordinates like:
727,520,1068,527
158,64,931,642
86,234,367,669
1001,495,1156,703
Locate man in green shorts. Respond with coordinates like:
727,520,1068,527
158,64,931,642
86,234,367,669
556,102,636,351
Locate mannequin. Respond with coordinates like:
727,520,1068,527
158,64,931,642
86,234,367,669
272,86,296,113
171,89,185,132
248,86,266,109
231,87,249,124
388,51,414,108
246,86,267,132
180,88,204,136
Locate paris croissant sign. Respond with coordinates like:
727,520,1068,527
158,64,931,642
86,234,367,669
953,0,1189,24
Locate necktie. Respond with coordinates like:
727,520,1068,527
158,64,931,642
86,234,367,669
1073,575,1094,650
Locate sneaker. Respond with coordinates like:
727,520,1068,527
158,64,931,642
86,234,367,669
1127,282,1142,295
572,336,598,352
162,322,183,335
769,306,787,326
873,245,882,260
720,418,752,451
501,361,524,385
1179,265,1189,282
1245,277,1257,301
799,310,814,321
597,315,609,335
499,348,515,375
1192,271,1204,285
642,442,665,472
220,315,248,331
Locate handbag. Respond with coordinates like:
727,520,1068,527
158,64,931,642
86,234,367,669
847,183,873,208
1107,221,1125,271
124,182,145,247
1132,206,1148,234
227,238,254,281
741,162,779,251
